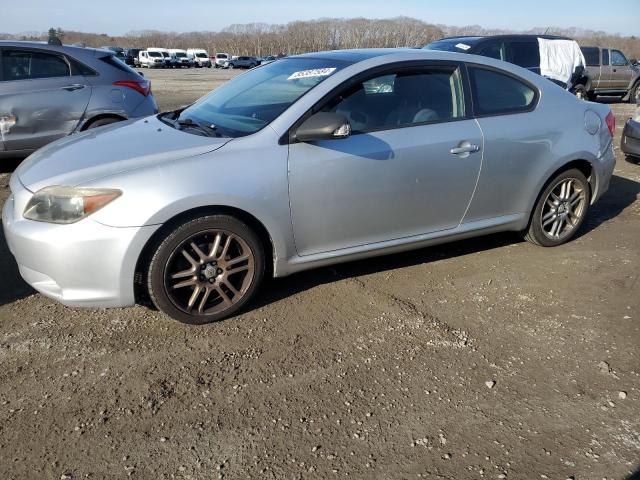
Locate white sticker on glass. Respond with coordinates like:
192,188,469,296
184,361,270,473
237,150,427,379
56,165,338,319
288,68,337,80
455,43,471,51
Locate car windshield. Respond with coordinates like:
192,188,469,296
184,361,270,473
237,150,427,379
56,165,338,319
177,57,351,137
217,54,227,59
196,53,207,58
148,52,161,57
175,52,186,58
161,52,170,57
425,38,480,52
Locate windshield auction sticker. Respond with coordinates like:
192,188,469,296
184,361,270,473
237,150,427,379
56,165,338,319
455,43,471,51
288,68,337,80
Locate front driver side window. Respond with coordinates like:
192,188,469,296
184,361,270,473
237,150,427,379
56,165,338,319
2,49,71,81
322,66,465,134
611,50,628,66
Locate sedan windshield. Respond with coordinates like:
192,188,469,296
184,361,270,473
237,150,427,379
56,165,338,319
196,53,208,58
177,57,351,137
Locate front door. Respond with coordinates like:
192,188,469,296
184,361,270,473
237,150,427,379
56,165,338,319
287,64,483,256
0,48,91,153
610,49,633,90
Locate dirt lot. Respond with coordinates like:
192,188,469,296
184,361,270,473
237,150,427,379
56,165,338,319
0,68,639,480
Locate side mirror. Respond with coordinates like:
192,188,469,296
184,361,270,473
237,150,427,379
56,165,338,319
295,112,351,142
138,71,144,77
629,58,637,65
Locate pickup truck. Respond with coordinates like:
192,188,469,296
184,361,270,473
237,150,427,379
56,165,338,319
580,46,640,102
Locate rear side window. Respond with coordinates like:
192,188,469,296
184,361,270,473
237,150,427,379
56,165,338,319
476,42,506,61
2,49,70,81
602,49,609,66
469,67,536,116
69,57,97,76
581,47,600,66
100,55,139,75
505,41,541,68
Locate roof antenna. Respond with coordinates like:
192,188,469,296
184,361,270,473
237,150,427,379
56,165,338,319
543,27,550,35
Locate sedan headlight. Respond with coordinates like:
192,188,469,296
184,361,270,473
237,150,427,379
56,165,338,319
23,186,121,224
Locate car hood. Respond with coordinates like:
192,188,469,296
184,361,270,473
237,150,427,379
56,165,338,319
16,116,232,192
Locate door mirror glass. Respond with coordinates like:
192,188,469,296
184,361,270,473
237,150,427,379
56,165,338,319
295,112,351,142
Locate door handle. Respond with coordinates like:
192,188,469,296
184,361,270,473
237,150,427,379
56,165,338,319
450,143,480,155
61,84,86,91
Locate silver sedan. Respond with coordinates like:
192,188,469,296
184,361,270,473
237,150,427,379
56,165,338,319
2,49,616,324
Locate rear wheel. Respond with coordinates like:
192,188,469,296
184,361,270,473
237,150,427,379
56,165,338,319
524,168,591,247
147,215,265,324
573,85,589,100
629,82,640,104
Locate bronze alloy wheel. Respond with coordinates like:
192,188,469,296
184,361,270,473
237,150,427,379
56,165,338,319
165,230,255,315
147,215,265,324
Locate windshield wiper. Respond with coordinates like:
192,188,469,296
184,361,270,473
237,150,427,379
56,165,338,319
177,117,219,137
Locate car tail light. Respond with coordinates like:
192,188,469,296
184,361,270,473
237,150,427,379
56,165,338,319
113,80,151,97
605,110,615,137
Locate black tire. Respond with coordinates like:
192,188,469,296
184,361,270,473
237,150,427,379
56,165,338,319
573,85,589,101
86,117,122,130
147,214,265,324
628,82,640,104
524,168,591,247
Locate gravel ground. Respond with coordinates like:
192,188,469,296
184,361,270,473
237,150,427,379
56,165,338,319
0,69,639,480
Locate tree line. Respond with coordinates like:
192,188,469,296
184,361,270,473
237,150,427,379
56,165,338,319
2,17,639,59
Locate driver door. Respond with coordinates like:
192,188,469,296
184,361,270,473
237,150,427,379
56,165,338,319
287,63,483,256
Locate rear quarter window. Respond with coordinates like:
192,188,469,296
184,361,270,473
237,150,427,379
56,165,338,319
100,55,139,75
469,66,537,116
581,47,600,67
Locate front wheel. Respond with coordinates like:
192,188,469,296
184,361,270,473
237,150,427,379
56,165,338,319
147,215,265,324
524,168,591,247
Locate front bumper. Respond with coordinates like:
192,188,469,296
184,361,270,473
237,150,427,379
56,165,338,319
2,180,160,308
621,118,640,158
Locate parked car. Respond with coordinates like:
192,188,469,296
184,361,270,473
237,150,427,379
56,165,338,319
138,50,164,68
260,55,277,65
425,35,589,98
3,49,615,324
227,56,258,69
169,49,193,68
213,52,230,68
123,48,142,67
187,49,212,68
0,40,157,160
580,46,640,102
621,100,640,161
147,48,176,68
100,46,126,60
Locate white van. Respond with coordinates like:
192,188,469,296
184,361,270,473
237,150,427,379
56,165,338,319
187,49,211,68
168,49,193,68
147,48,174,68
138,50,164,68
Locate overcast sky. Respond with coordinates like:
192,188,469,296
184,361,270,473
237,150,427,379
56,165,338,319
1,0,638,36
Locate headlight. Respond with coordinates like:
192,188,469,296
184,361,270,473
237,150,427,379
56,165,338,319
23,186,121,224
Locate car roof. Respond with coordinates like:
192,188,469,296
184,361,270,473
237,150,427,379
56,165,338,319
290,48,420,63
0,40,107,56
433,34,572,44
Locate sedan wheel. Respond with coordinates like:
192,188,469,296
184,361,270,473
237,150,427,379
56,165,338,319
525,168,590,247
148,215,265,324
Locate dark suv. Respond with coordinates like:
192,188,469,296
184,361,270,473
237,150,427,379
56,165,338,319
425,35,588,97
